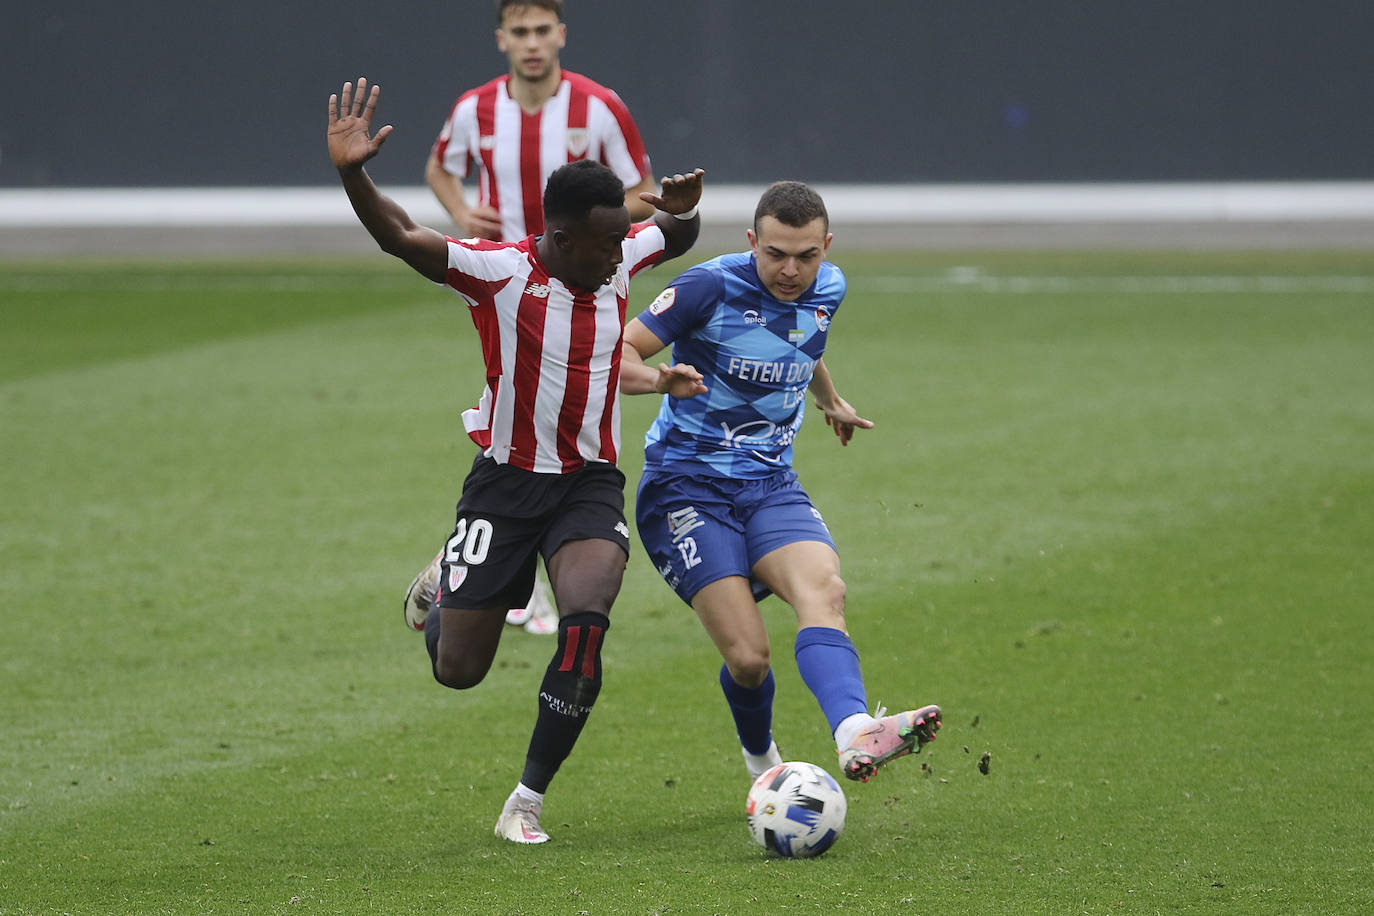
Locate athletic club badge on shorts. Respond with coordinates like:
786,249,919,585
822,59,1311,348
448,565,468,592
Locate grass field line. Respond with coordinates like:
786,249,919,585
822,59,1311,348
0,273,429,293
855,271,1374,294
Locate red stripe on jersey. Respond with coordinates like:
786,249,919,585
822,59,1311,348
597,291,628,463
508,275,550,470
445,249,515,450
580,625,603,679
566,84,589,162
567,72,651,178
476,87,500,223
558,626,581,673
557,291,598,472
519,108,543,238
627,222,666,276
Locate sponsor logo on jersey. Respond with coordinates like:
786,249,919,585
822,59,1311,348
524,282,553,298
648,287,677,315
788,328,805,343
725,357,815,384
743,309,767,326
479,135,496,150
667,506,706,542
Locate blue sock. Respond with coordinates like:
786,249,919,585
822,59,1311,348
719,665,775,755
794,627,867,734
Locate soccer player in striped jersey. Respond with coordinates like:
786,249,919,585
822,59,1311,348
328,77,706,844
421,0,657,631
426,0,656,242
622,182,942,785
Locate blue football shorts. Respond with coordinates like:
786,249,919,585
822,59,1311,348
634,468,836,606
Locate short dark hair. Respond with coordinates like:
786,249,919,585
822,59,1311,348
543,159,626,226
497,0,563,23
754,181,829,234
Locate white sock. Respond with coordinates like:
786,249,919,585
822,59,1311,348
834,713,876,751
513,783,544,806
743,740,783,779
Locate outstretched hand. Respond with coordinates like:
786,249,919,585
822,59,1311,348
816,395,874,446
654,362,708,399
328,78,393,170
639,168,706,216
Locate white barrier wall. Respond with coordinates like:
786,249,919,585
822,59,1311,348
5,184,1374,228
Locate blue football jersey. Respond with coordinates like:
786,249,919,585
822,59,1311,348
636,252,846,478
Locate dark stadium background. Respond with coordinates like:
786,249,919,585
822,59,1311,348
3,0,1371,188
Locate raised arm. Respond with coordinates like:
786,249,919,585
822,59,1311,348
808,357,875,446
619,317,707,398
640,168,706,263
328,79,449,283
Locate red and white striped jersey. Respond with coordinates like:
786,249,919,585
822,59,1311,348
445,221,668,474
433,71,652,242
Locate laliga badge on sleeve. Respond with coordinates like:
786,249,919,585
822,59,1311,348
648,287,677,315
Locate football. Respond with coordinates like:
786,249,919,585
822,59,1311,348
745,761,847,858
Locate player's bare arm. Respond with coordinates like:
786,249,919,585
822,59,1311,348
424,153,503,239
329,78,448,283
642,168,706,261
808,358,874,446
619,318,708,397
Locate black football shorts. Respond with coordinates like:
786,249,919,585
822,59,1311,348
436,454,630,610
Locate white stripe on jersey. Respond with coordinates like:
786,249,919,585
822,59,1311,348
446,223,668,474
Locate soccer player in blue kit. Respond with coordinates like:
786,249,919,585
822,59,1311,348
621,181,941,783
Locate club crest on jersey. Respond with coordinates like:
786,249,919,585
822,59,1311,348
814,307,832,331
648,287,676,315
566,128,589,158
613,271,628,297
448,566,468,592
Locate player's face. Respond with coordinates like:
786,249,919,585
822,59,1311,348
496,6,566,83
748,216,833,301
555,204,632,290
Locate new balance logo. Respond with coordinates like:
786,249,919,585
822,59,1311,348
524,283,553,298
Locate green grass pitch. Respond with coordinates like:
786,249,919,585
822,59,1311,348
2,248,1372,914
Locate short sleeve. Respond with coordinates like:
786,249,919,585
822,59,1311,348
634,264,722,346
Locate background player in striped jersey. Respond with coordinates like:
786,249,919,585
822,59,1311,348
621,182,943,786
416,0,658,632
328,77,706,844
426,0,656,241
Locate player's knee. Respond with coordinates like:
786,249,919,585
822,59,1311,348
433,654,486,690
799,571,848,629
821,571,848,614
727,648,772,687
